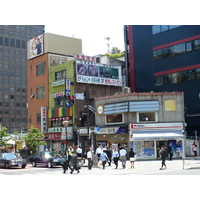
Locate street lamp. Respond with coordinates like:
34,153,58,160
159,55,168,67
62,120,70,151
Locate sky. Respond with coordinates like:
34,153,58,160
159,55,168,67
45,24,125,56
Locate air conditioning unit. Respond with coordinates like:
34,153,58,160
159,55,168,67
123,87,131,94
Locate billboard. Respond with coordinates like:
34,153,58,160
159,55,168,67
76,62,122,86
29,34,44,59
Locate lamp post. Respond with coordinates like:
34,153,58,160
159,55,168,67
62,120,70,151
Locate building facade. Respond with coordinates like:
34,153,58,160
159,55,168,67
0,25,44,133
95,92,185,159
124,25,200,138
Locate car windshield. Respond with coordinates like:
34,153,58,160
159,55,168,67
4,153,17,160
45,152,59,158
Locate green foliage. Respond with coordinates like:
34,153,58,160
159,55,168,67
23,126,46,152
104,47,125,58
0,127,11,147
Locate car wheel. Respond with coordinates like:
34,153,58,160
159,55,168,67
47,162,52,168
32,161,37,167
21,165,26,168
5,163,10,169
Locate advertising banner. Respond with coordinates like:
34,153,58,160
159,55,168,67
76,62,122,86
41,106,47,133
29,34,44,59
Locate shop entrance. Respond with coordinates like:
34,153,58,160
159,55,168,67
156,141,168,158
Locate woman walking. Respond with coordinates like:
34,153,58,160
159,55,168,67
129,148,136,168
159,146,167,170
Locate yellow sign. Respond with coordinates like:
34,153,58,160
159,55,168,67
164,100,176,111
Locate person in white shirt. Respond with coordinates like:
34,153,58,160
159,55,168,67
95,146,102,161
76,146,82,158
119,147,127,169
87,148,93,170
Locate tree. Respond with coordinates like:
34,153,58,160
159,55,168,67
23,126,46,152
0,127,11,150
104,46,125,59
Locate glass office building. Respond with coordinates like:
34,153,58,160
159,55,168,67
0,25,44,132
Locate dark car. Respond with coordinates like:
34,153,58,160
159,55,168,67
0,153,27,169
27,151,65,168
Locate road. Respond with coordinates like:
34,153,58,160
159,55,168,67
1,158,200,175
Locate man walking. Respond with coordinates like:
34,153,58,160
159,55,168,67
87,148,93,170
119,147,127,169
101,150,108,169
76,146,82,158
70,152,80,174
63,150,71,173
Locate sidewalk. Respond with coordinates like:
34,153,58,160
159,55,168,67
80,156,200,171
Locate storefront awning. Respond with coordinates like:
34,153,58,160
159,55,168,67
132,130,184,140
48,107,70,118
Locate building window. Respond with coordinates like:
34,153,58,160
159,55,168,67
36,113,41,125
55,70,66,80
137,112,157,122
36,86,45,99
16,39,20,48
0,37,3,45
105,114,124,124
10,38,15,47
194,39,200,50
152,25,161,35
22,40,26,49
36,62,45,76
4,38,9,46
170,43,186,55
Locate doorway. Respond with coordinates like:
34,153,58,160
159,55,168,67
156,141,168,158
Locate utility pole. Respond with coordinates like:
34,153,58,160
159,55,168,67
86,85,90,145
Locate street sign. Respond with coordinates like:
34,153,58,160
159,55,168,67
75,93,84,100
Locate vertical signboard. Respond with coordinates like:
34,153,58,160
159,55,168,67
41,106,47,133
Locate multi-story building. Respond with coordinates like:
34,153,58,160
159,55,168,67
124,25,200,138
0,25,44,133
95,91,185,159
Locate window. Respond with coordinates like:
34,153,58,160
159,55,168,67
16,39,20,48
152,25,161,35
196,68,200,79
106,114,124,124
10,39,15,47
138,112,157,122
0,37,3,45
4,38,9,46
170,43,186,55
153,49,162,60
10,95,15,99
161,25,168,32
37,86,45,99
22,40,26,49
36,62,45,76
55,70,66,80
168,25,182,29
194,39,200,50
155,76,163,86
162,47,170,58
186,41,194,52
37,113,41,125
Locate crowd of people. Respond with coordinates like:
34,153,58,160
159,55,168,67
62,144,136,174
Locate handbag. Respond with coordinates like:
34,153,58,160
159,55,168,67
130,157,135,162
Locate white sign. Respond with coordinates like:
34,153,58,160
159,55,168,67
75,93,84,100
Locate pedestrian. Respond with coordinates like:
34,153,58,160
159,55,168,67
100,150,108,169
112,149,119,169
69,147,73,156
119,147,127,169
70,152,80,174
159,146,167,170
168,142,173,160
129,148,136,168
176,142,181,158
83,147,89,159
63,150,71,173
76,146,82,158
96,146,102,161
105,147,112,166
87,148,93,170
192,141,197,157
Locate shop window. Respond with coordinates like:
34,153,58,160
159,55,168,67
137,112,157,122
106,114,124,125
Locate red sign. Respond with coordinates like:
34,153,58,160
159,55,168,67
74,54,95,62
46,133,61,140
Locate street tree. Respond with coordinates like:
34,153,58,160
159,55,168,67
23,126,46,152
0,127,11,150
104,46,125,59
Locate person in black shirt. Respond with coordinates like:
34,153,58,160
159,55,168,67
129,148,136,168
159,146,167,170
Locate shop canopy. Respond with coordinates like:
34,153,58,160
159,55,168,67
132,130,184,140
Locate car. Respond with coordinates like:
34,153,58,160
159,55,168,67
27,151,65,168
0,153,27,169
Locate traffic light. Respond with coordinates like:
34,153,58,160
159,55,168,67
70,95,74,100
